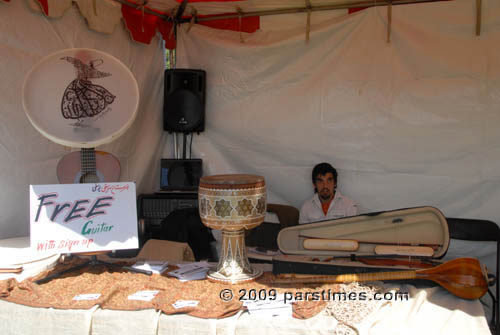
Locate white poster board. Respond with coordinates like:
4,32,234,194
30,182,138,253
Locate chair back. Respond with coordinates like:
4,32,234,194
446,218,499,241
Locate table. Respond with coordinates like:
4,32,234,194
0,281,490,335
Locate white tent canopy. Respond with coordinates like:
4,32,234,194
173,0,500,285
1,0,500,248
176,0,500,219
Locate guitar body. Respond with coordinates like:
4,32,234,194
57,150,121,184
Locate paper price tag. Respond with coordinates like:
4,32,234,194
131,261,169,274
172,300,199,309
73,293,101,301
128,290,159,301
169,261,210,282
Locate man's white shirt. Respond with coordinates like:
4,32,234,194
299,190,357,224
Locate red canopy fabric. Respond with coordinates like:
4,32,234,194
196,14,260,34
121,4,160,44
36,0,49,15
24,0,260,49
176,0,242,2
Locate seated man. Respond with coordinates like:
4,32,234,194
299,162,357,224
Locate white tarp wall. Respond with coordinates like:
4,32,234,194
0,0,166,238
177,0,500,227
1,0,500,251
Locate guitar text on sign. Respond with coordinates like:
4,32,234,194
81,220,114,235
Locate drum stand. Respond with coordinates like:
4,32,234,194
35,253,152,285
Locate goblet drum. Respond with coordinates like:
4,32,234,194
198,174,266,284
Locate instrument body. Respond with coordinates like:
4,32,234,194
57,148,120,184
198,174,266,284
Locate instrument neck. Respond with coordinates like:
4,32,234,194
278,270,417,285
80,148,97,175
335,270,417,283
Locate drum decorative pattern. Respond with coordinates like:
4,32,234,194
214,199,232,218
198,186,266,231
236,199,253,216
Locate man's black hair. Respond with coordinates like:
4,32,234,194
312,163,338,192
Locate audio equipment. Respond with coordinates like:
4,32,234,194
138,192,199,240
160,158,202,191
163,69,206,133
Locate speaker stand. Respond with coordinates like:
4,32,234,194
182,132,190,159
35,254,152,285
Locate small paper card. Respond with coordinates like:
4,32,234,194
73,293,101,301
172,300,199,309
244,293,293,318
169,261,210,281
127,290,159,301
131,260,169,274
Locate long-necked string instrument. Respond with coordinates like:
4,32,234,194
315,254,440,269
272,257,488,300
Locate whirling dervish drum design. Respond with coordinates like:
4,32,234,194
60,57,116,122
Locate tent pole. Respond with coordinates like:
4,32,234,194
387,1,392,43
476,0,482,36
111,0,450,24
190,0,445,23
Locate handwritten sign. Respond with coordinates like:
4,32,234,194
30,182,138,254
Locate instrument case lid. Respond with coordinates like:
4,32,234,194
277,206,449,259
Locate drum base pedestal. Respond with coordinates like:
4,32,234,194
207,268,263,284
207,230,262,284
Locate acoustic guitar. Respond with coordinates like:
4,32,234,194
56,148,121,184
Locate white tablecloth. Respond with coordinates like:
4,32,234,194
0,282,490,335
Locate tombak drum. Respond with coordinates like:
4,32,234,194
198,174,266,284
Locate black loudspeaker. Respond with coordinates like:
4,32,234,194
163,69,206,133
160,158,203,191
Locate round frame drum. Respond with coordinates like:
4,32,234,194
22,48,139,148
198,174,266,284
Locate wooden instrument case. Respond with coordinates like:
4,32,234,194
274,206,449,275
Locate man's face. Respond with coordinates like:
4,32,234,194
314,172,335,202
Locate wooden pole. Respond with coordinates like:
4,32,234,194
111,0,448,24
387,1,392,43
476,0,482,36
305,0,312,44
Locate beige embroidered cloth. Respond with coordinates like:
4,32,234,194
0,256,330,319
